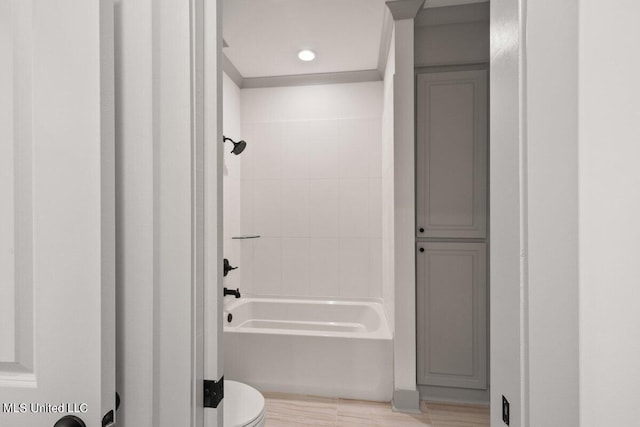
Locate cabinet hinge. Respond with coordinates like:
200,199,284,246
204,376,224,408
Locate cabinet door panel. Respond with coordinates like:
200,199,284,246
417,70,487,238
417,242,487,389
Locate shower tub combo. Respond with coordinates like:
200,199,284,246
223,297,393,401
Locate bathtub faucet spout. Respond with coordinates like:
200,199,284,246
224,288,241,298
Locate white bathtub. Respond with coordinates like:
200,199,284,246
223,298,393,401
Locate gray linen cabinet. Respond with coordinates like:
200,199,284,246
416,69,488,390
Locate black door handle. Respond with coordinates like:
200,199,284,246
54,415,86,427
102,392,121,427
102,410,114,427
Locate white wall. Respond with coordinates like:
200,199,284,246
492,1,640,426
526,0,579,425
222,73,243,292
237,82,383,299
381,29,396,330
579,1,640,425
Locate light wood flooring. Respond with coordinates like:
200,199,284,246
263,392,489,427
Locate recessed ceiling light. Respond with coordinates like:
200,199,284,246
297,49,316,62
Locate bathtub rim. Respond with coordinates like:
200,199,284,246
223,296,393,340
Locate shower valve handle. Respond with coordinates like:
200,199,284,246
223,258,238,277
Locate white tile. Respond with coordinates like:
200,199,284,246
339,238,370,298
224,175,241,236
240,123,255,181
240,82,383,122
240,179,254,235
308,238,340,297
252,122,283,180
381,176,394,243
239,239,255,296
223,239,242,292
306,119,340,144
369,178,382,238
381,135,393,177
339,179,370,238
281,238,310,296
223,127,245,181
306,120,340,179
282,122,310,179
252,237,282,296
369,238,383,298
308,179,340,238
366,118,383,178
253,180,281,237
281,180,309,237
339,120,371,179
223,150,240,180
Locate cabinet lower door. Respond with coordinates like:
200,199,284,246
417,242,487,389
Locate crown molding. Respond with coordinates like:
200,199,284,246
223,54,244,88
242,69,381,89
223,56,381,89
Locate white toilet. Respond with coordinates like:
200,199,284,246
223,380,266,427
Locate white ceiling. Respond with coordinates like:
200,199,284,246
222,0,387,78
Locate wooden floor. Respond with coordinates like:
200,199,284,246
263,392,489,427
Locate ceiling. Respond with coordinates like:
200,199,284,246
222,0,490,79
222,0,387,78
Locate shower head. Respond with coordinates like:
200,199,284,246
223,136,247,155
231,139,247,155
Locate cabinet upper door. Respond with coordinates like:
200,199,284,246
416,70,488,239
0,1,115,426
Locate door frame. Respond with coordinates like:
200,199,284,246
113,0,220,425
489,0,580,426
203,0,224,426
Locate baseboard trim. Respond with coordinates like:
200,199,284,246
418,384,490,405
392,388,421,413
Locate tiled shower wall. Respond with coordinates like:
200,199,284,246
237,82,383,299
223,73,243,292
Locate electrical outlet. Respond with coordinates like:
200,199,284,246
502,395,510,425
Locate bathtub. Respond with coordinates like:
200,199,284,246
223,297,393,401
